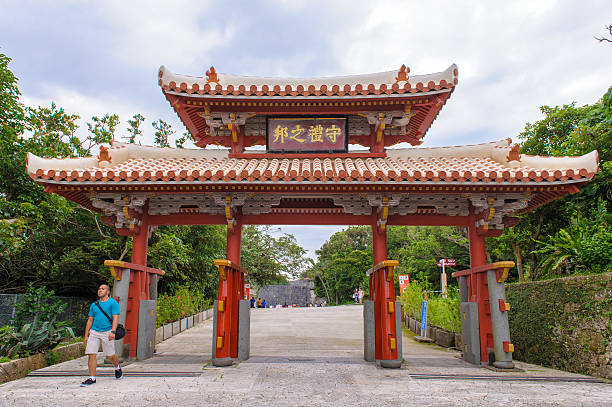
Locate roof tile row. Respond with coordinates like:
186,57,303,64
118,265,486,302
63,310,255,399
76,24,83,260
33,156,591,184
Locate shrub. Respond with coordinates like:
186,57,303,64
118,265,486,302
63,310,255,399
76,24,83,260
0,317,75,358
156,286,212,327
401,281,461,333
11,284,67,329
45,351,60,365
401,280,425,319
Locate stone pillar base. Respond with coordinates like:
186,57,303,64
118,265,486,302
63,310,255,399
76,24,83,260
379,359,401,369
212,357,233,367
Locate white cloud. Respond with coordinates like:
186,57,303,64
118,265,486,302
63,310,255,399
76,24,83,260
96,1,235,73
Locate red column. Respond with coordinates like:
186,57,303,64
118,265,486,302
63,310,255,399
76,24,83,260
468,205,494,363
371,211,397,362
216,214,243,361
372,210,387,264
226,217,242,265
126,213,149,358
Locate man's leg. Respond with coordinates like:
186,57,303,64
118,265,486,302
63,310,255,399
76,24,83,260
108,354,119,367
88,354,97,377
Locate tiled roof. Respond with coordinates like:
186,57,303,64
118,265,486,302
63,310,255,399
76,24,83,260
26,140,598,185
159,64,458,97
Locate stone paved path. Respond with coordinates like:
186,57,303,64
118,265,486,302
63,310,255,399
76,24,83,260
1,305,610,406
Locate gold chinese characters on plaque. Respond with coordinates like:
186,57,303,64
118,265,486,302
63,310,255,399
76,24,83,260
267,117,347,153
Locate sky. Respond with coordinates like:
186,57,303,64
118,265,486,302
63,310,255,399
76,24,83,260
1,0,610,258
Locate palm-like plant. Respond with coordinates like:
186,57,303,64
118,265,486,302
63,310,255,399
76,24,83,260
1,316,75,358
534,227,585,277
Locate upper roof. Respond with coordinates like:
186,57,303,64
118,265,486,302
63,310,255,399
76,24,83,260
158,64,458,97
26,139,598,185
159,64,459,149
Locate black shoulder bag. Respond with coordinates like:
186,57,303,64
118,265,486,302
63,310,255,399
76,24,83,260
95,300,125,340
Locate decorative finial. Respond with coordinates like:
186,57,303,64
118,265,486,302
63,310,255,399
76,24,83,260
506,144,521,162
395,64,410,83
98,146,112,168
206,66,219,83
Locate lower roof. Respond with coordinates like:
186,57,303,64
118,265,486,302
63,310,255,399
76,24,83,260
27,139,598,186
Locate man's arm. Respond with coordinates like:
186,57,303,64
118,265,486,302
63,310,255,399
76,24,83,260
108,314,119,340
84,316,93,344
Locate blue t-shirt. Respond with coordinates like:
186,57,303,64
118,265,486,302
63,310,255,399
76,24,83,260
88,298,120,332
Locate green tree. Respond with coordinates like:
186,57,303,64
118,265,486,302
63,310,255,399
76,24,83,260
309,226,371,305
489,86,612,280
125,113,145,144
241,226,310,294
152,119,173,148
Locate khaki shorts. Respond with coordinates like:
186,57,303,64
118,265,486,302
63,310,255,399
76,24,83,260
85,329,115,356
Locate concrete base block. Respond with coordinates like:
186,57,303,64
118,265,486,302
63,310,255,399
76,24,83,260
212,357,233,367
379,359,402,369
187,316,193,329
363,300,375,362
155,327,163,345
137,300,156,360
426,325,436,342
238,300,250,361
212,301,218,360
414,336,434,343
408,317,416,332
395,300,403,363
460,302,481,365
435,329,455,348
172,321,180,335
455,333,462,350
163,323,172,340
493,360,516,369
180,318,187,331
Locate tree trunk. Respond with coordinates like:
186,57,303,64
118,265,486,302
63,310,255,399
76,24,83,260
317,274,332,305
513,243,524,282
529,212,545,277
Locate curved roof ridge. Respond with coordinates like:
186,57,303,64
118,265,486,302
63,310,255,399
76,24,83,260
158,64,458,95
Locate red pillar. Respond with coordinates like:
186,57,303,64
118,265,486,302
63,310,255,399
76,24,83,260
370,210,397,362
216,214,243,361
468,205,494,363
226,216,242,265
126,213,149,358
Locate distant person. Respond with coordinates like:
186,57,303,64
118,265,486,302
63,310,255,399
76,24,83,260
250,296,256,308
283,302,288,308
262,299,267,308
257,298,262,308
81,283,122,386
358,288,364,304
353,288,359,304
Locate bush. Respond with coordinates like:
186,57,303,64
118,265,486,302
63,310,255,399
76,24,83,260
428,292,461,333
401,281,461,333
0,316,75,358
156,286,212,327
11,284,67,329
401,280,425,319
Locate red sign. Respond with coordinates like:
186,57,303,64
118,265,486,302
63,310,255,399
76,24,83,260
398,274,410,293
267,117,347,153
244,283,250,300
438,259,456,267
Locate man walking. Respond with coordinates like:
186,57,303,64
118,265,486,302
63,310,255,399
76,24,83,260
81,283,122,386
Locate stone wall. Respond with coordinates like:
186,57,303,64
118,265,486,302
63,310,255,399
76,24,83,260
0,342,85,384
506,272,612,379
257,280,314,307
